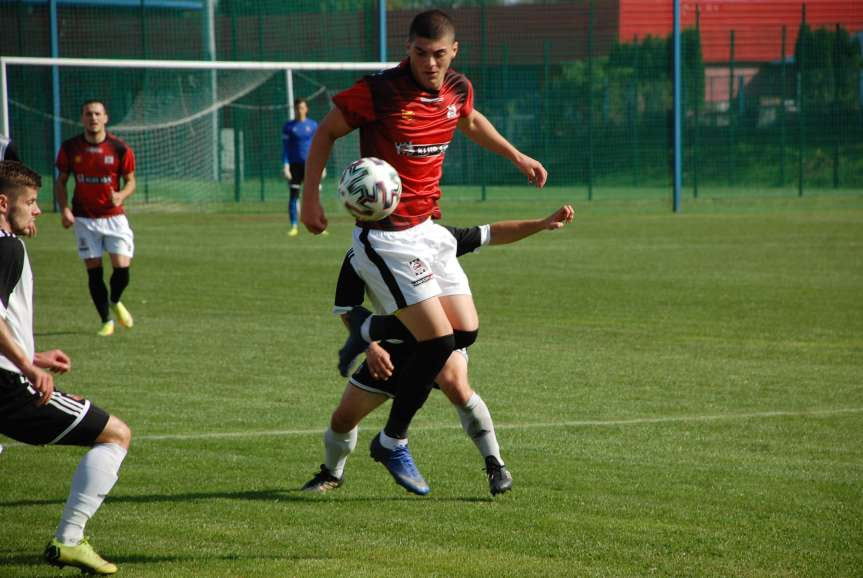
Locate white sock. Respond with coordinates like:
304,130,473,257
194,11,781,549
456,393,503,465
379,430,407,450
324,427,357,479
56,443,127,546
359,316,373,343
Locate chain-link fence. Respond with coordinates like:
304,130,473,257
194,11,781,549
2,0,861,206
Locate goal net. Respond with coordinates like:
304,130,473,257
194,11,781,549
1,57,395,207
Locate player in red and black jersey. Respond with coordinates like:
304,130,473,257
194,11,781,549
55,100,137,336
300,10,547,495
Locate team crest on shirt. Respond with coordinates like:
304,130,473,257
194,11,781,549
74,155,82,164
104,155,114,164
447,104,458,119
400,108,415,122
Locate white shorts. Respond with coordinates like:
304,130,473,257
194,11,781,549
74,215,135,260
351,219,472,314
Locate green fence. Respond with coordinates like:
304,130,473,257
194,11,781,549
1,0,861,207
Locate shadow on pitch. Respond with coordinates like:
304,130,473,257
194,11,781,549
34,330,92,338
0,551,312,574
1,488,493,508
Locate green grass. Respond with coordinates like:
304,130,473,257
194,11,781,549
1,195,862,577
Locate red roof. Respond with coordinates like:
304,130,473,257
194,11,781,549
620,0,863,63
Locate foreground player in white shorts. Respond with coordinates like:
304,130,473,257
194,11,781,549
301,206,573,496
302,10,548,495
0,161,131,575
55,99,137,336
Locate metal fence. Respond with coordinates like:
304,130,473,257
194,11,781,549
1,0,861,205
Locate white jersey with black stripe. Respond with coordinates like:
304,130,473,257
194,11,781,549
0,232,34,374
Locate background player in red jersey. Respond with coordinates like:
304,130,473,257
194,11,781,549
301,10,547,495
55,100,137,336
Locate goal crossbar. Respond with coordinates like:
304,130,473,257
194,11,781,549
0,56,399,136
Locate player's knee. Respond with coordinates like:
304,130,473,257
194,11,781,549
99,415,132,449
453,329,478,350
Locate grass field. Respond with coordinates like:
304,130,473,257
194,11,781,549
1,195,862,577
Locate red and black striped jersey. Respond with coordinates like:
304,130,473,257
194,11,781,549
332,60,474,231
55,133,135,219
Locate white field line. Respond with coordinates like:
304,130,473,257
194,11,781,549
3,407,862,448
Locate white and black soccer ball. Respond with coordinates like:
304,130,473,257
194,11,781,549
338,157,402,222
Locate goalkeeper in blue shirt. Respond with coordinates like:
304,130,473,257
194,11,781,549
281,99,318,236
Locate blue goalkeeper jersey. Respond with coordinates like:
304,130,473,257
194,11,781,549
281,118,317,164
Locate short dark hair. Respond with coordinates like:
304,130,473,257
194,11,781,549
294,98,307,107
409,9,455,41
82,99,108,114
0,160,42,196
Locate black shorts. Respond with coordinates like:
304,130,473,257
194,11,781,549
289,162,306,188
348,342,467,398
0,368,110,446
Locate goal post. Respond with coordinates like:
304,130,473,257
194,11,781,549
1,56,397,207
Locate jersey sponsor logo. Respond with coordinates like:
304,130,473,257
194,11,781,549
76,174,113,185
395,141,450,157
447,104,458,119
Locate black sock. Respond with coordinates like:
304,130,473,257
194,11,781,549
368,315,415,344
453,328,479,350
384,333,455,439
87,267,110,322
109,267,130,304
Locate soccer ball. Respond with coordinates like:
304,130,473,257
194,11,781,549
338,157,402,222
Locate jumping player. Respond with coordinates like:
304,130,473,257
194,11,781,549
301,205,573,496
301,10,547,495
0,160,131,575
55,100,137,336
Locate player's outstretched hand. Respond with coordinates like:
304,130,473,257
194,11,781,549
35,349,72,374
282,165,292,180
301,197,328,234
543,205,574,230
60,207,75,229
515,154,548,188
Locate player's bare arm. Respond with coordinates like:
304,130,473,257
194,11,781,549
111,172,136,207
54,171,75,228
488,204,574,245
457,109,548,188
0,317,54,405
301,107,353,234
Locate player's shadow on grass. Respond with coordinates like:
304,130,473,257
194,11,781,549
1,551,305,574
2,489,493,507
34,330,93,337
